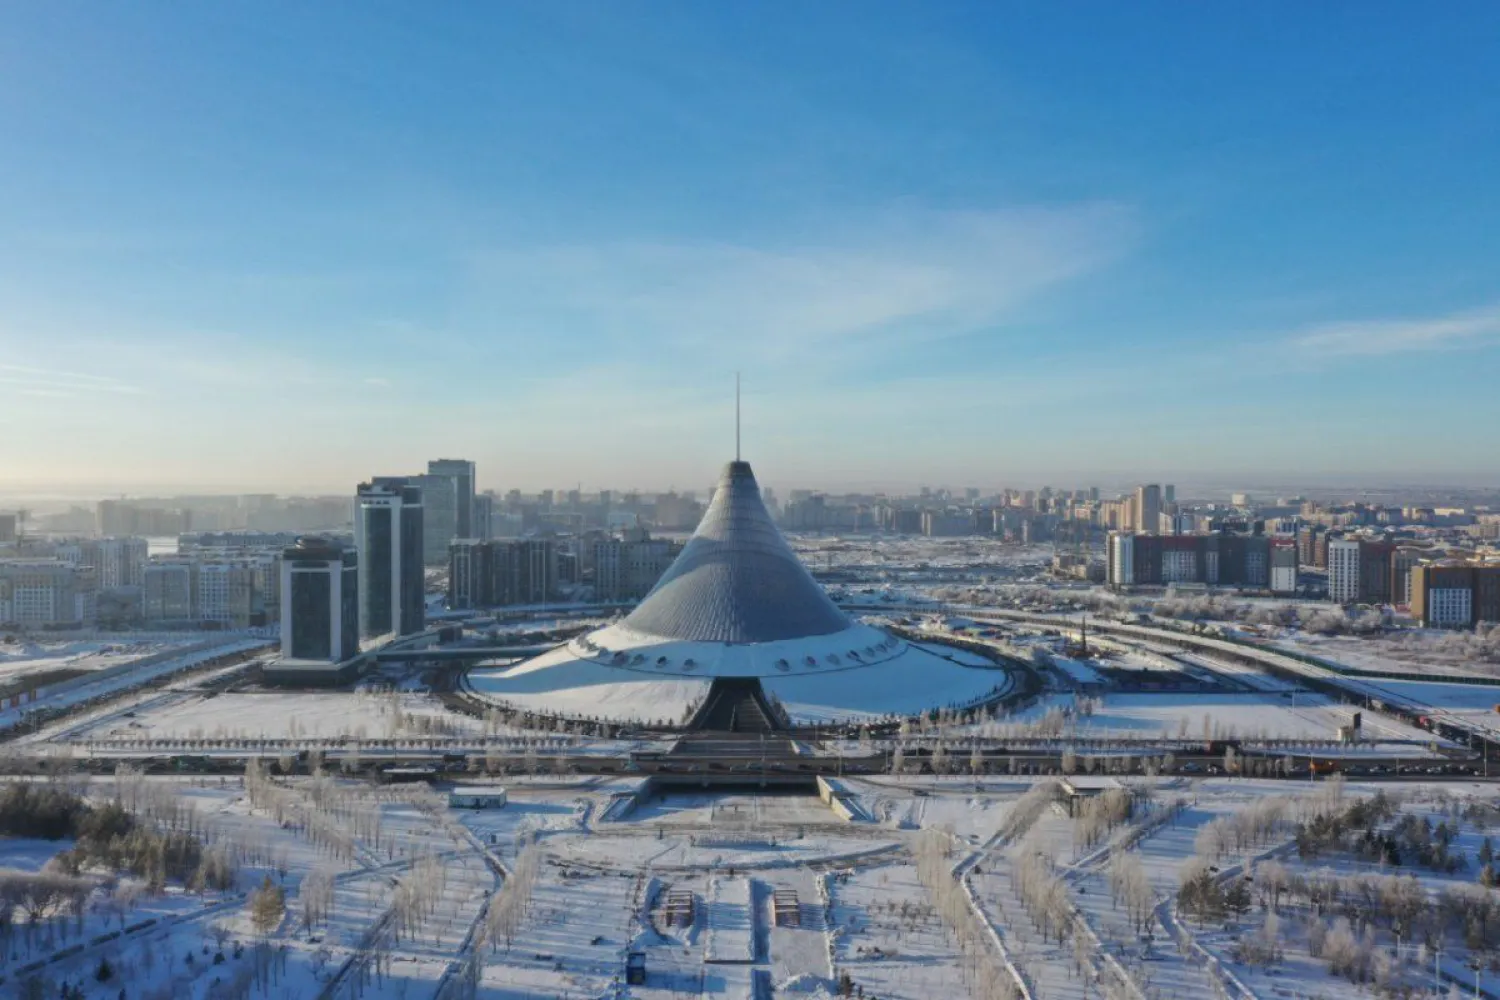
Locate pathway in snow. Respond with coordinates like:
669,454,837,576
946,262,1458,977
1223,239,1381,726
704,876,756,964
828,862,972,1000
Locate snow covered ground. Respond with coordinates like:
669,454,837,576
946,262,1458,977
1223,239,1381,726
6,770,1500,999
0,637,272,734
828,861,971,999
1275,631,1500,680
1007,689,1426,742
70,690,490,742
0,635,228,686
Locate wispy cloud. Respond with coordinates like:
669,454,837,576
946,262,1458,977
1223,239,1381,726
469,204,1136,361
0,364,143,394
1292,306,1500,358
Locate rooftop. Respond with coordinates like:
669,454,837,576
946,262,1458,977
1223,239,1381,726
623,461,850,644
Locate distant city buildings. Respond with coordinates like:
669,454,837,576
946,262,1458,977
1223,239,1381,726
592,534,682,602
1134,484,1162,534
143,561,194,622
0,559,97,626
1106,532,1282,593
1270,537,1299,595
1327,536,1395,605
472,493,495,541
1410,564,1500,628
57,536,148,590
97,500,192,536
445,539,560,609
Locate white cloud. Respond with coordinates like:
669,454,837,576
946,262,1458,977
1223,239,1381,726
469,204,1136,360
0,364,142,394
1292,306,1500,358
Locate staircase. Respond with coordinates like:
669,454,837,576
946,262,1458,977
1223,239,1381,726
689,677,786,732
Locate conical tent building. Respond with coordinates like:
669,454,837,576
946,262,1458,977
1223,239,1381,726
623,460,849,644
466,460,1015,725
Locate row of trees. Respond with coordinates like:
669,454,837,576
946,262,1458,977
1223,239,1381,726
1191,795,1300,861
998,781,1062,842
298,866,337,930
484,844,539,949
911,829,1024,1000
1106,851,1154,934
1072,787,1135,851
244,758,360,864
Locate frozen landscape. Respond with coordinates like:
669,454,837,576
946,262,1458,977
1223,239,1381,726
5,531,1500,999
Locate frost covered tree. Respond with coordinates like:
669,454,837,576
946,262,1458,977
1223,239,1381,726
248,876,285,936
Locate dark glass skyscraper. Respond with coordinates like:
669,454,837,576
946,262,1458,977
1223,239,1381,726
279,536,359,662
427,458,476,538
420,459,477,565
355,477,425,637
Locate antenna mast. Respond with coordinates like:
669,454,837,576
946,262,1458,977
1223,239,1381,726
735,372,741,461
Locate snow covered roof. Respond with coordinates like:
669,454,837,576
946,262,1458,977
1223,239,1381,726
623,460,850,643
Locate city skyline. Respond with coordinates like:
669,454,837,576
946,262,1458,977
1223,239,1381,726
3,4,1499,492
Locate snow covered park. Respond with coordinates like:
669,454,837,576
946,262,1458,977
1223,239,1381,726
3,762,1500,999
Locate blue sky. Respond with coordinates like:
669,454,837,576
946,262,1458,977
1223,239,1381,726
2,3,1497,494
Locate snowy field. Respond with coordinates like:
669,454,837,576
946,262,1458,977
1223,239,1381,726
4,771,1500,999
1008,689,1434,742
69,690,490,742
828,861,971,999
1276,631,1500,680
790,535,1055,575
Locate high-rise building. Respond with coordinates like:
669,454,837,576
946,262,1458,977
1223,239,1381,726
593,536,682,602
1106,532,1273,590
472,493,495,542
1410,564,1500,629
79,537,149,590
492,540,558,606
1163,484,1176,507
1327,537,1395,605
1269,538,1298,595
0,560,97,626
1134,485,1162,534
143,561,195,623
1298,524,1330,568
426,457,476,544
195,561,264,628
414,473,457,566
356,478,425,638
448,538,494,610
280,537,359,663
0,514,16,545
1391,547,1426,606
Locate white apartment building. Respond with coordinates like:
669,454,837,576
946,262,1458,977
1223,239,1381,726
1327,538,1361,604
0,560,97,626
1108,533,1135,586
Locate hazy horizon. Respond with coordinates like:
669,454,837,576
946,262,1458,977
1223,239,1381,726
3,467,1496,509
3,5,1498,492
